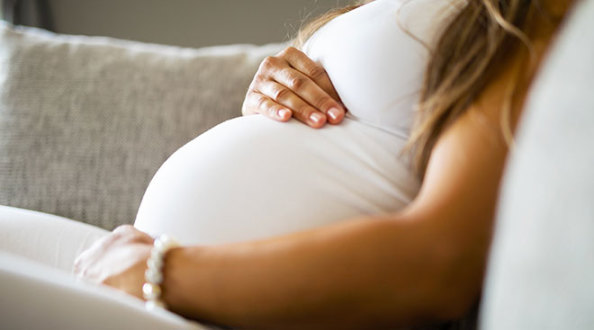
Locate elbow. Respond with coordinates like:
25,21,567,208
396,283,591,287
430,286,480,323
424,240,487,322
362,217,487,327
365,230,486,327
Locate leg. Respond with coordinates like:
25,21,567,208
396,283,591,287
0,252,208,329
0,206,217,329
0,205,109,272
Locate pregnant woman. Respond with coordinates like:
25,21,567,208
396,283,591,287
1,0,575,328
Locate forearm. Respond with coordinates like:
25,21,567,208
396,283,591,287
161,212,486,329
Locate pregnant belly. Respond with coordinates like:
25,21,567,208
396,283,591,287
134,115,420,245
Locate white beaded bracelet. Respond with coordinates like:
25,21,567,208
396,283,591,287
143,234,179,311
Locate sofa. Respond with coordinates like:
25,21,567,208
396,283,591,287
0,21,284,230
0,0,593,327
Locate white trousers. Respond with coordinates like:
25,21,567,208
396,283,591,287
0,205,210,330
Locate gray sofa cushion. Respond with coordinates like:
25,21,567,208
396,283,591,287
480,0,594,328
0,22,283,229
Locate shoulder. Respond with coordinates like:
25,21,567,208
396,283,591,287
404,29,556,243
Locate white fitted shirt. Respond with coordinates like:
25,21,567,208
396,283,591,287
134,0,462,245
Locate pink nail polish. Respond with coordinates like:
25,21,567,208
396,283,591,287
278,109,291,119
310,113,324,124
328,108,342,121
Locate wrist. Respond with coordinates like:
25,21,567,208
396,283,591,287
161,245,215,320
143,234,180,310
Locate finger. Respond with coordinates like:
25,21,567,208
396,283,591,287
112,225,154,244
244,92,294,122
73,251,87,275
278,47,346,123
73,244,100,279
270,65,344,125
260,51,344,124
73,226,134,277
73,233,112,275
278,47,340,100
257,80,327,128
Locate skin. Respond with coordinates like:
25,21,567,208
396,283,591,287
75,57,525,328
75,1,572,328
242,46,347,128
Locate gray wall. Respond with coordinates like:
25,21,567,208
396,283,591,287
48,0,352,48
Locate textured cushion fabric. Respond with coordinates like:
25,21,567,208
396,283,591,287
0,22,283,229
480,0,594,329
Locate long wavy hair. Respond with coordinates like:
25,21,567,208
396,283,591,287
295,0,568,177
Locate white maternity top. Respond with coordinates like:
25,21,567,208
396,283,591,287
134,0,463,245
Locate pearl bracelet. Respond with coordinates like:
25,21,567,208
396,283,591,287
143,234,179,311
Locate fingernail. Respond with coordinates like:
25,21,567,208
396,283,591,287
327,107,343,121
278,109,291,120
310,112,324,124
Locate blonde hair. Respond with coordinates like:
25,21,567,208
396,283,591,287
294,0,567,177
410,0,536,176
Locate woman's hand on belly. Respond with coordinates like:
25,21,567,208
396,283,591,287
242,46,346,128
73,225,154,300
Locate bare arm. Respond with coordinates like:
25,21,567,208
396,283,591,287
160,60,531,328
165,216,464,329
77,29,552,330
